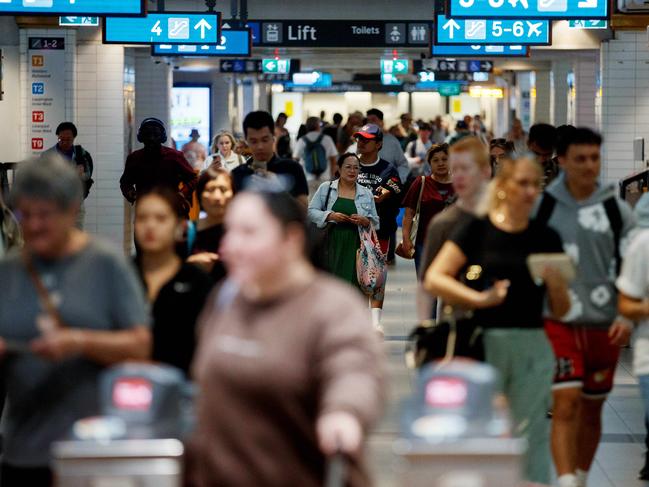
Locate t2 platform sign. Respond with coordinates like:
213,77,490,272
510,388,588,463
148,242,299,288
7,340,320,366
104,12,221,45
435,15,551,45
0,0,145,16
449,0,608,20
152,29,252,57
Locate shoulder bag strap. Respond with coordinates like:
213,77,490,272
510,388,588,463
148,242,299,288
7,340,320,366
22,251,66,329
323,182,333,210
535,192,556,226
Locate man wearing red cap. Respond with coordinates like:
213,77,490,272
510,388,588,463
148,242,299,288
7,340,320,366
355,123,403,333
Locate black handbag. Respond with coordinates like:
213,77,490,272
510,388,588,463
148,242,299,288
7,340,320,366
405,264,487,368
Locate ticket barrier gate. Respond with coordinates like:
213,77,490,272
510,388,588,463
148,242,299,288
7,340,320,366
52,364,192,487
394,360,526,487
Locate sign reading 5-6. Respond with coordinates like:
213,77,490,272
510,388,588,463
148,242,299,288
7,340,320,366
449,0,608,19
435,15,551,45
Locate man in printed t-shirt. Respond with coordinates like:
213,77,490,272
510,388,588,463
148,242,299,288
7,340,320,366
355,123,403,334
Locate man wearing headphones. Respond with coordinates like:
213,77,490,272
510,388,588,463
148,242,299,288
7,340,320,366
120,118,197,215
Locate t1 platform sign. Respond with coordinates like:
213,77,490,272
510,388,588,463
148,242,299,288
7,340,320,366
0,0,145,16
435,15,551,45
246,20,433,47
152,29,252,57
104,12,221,45
431,43,529,56
449,0,608,20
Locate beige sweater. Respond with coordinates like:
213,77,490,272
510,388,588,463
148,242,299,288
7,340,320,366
189,274,385,487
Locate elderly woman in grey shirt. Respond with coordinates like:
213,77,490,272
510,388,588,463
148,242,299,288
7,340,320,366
0,155,150,487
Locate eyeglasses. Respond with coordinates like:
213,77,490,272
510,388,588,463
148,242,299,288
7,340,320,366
490,138,507,147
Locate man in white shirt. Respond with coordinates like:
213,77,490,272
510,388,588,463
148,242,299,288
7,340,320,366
405,121,434,178
293,116,338,194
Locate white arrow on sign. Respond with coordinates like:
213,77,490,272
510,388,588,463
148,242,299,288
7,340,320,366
395,61,406,71
194,19,212,39
482,61,493,71
442,19,461,39
222,61,233,70
265,61,276,70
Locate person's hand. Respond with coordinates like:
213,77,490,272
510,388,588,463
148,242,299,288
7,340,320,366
317,411,363,456
374,188,391,204
349,214,370,227
187,252,219,273
477,279,511,309
541,265,567,290
401,237,414,256
30,329,85,361
209,156,223,169
327,212,352,224
609,319,633,347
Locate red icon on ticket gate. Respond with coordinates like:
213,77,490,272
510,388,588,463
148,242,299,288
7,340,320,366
32,111,45,123
31,138,44,150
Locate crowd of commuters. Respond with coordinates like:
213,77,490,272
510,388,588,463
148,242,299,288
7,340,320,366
1,106,648,487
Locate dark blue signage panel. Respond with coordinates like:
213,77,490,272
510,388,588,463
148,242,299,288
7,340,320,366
435,15,550,45
449,0,607,20
152,29,252,57
431,43,530,57
104,12,221,45
244,20,432,48
0,0,144,16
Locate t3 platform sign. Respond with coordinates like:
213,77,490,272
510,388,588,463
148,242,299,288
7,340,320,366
435,15,551,45
104,12,221,45
449,0,608,20
0,0,145,16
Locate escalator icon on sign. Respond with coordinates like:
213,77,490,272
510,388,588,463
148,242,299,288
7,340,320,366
168,18,190,40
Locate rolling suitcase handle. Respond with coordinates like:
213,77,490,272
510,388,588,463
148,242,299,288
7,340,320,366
324,450,348,487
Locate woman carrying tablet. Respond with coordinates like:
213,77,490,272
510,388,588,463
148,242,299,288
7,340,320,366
424,156,570,487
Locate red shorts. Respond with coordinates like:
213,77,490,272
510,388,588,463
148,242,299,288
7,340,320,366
544,319,620,398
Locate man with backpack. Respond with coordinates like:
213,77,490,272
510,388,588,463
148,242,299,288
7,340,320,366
534,127,635,487
404,122,434,181
42,122,94,228
293,116,338,194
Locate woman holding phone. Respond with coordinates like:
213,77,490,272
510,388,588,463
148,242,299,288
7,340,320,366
424,156,570,486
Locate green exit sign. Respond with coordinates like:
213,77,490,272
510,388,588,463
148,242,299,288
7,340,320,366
568,20,608,29
381,59,409,75
438,83,462,97
262,58,292,74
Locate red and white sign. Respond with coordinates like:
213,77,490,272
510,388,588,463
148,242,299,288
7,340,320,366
112,378,153,411
425,377,468,408
32,111,45,123
31,138,44,150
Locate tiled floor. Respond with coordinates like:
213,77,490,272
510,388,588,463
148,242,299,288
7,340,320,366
368,255,649,486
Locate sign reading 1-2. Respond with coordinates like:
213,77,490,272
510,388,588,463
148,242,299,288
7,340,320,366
103,12,221,45
449,0,608,20
435,15,550,45
381,59,409,75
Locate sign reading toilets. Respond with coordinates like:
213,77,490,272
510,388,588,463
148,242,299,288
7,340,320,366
28,37,66,155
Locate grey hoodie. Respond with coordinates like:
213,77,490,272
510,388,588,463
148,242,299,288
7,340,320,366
538,174,635,328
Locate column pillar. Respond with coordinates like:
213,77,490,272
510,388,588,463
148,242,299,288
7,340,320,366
573,52,599,130
551,60,571,126
534,70,552,124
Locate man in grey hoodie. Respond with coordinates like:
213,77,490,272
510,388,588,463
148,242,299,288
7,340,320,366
535,128,635,487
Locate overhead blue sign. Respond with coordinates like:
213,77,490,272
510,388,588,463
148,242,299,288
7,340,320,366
0,0,144,16
449,0,607,20
435,15,551,45
59,16,99,26
104,12,221,45
431,43,530,57
152,29,252,57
